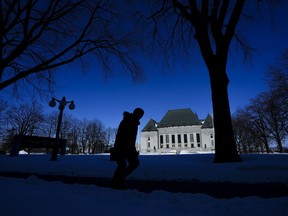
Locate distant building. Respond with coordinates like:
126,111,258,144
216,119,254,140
140,108,214,154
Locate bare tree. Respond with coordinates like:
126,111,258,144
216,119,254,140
267,49,288,98
259,92,286,152
65,118,82,154
232,109,254,153
39,110,73,138
141,0,283,162
232,107,268,154
233,89,287,153
4,101,44,135
0,0,142,95
86,119,106,154
59,113,74,139
146,0,253,162
39,112,58,137
233,48,288,153
67,130,79,154
105,126,117,148
246,98,271,153
76,119,90,154
0,100,8,147
267,49,288,134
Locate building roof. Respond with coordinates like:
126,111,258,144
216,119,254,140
201,114,214,128
158,108,202,128
142,119,158,132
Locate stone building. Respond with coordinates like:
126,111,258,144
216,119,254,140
140,108,214,153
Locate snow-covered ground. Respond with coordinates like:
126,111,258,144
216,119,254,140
0,153,288,216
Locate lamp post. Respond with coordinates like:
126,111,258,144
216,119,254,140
49,97,75,161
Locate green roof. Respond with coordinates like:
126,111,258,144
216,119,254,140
158,108,201,127
142,119,158,132
201,114,214,128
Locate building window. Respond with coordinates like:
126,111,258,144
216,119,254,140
160,135,163,144
166,134,169,143
210,134,213,139
178,134,181,143
172,135,175,143
147,142,150,148
166,144,169,148
196,133,200,143
148,136,150,141
191,143,194,148
190,134,194,142
184,134,188,143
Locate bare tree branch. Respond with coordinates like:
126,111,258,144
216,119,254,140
0,0,142,94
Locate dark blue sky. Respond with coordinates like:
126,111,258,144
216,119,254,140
2,1,288,131
49,1,288,130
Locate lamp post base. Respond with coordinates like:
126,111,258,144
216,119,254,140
50,147,58,161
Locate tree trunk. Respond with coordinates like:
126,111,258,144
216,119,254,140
276,135,283,153
263,137,270,153
209,62,242,163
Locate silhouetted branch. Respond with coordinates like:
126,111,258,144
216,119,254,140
0,0,142,94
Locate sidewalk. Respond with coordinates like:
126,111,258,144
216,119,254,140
1,171,288,199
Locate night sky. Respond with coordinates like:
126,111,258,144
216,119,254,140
3,1,288,131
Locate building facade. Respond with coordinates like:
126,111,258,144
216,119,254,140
140,108,214,154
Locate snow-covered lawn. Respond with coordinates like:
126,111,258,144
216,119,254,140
0,153,287,216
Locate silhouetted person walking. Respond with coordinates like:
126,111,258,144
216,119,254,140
111,108,144,189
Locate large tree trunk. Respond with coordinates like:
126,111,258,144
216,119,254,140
170,0,245,162
209,61,242,163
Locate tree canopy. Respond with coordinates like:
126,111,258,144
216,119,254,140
0,0,141,94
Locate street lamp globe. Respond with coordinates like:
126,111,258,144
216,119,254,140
49,98,56,107
69,102,75,110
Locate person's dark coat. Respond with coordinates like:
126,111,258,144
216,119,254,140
114,112,139,157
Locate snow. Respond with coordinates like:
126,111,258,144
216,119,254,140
0,153,288,216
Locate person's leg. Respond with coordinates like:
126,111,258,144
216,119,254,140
111,157,126,188
125,155,140,177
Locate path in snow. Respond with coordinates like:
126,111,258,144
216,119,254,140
1,171,287,199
